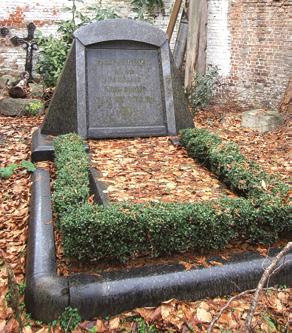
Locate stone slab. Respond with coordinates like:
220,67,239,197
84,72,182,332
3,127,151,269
41,42,77,135
74,18,167,47
29,83,44,99
25,169,69,322
241,109,284,132
0,74,16,89
89,168,109,206
86,43,166,137
31,128,55,162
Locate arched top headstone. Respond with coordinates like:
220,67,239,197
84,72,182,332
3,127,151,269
74,19,168,47
41,19,193,139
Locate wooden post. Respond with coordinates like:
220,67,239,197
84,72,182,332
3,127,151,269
166,0,182,41
184,0,208,89
197,0,208,75
173,9,188,69
184,0,200,89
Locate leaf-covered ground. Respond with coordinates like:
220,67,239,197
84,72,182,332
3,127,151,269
0,109,291,332
89,137,235,203
89,107,290,204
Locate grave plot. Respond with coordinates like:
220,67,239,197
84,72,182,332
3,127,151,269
24,18,291,323
54,130,289,276
25,129,291,322
1,113,291,330
89,137,235,204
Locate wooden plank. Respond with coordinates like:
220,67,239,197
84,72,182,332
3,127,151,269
173,15,188,69
184,0,208,89
166,0,183,41
196,0,208,75
184,0,200,89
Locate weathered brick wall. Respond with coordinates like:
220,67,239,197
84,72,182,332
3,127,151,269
206,0,291,109
227,0,291,109
0,0,291,109
0,0,177,75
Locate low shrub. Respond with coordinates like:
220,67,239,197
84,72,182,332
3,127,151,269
53,133,90,217
53,130,290,263
58,307,81,332
1,161,36,179
180,128,289,199
186,66,219,112
60,202,238,262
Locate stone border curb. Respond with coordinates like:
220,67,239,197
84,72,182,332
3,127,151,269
25,168,292,322
31,128,89,162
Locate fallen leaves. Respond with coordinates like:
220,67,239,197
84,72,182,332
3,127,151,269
195,108,290,182
95,319,107,332
0,109,291,332
196,302,212,323
89,137,235,204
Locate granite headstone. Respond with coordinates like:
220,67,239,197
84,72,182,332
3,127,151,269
40,19,193,139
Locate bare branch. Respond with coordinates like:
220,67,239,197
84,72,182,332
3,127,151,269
207,287,282,333
208,242,291,333
207,289,255,333
245,242,292,332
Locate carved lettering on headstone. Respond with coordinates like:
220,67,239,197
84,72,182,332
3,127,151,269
40,19,193,139
87,46,165,132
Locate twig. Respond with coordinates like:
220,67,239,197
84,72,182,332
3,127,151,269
207,289,255,333
245,242,292,332
283,317,290,333
267,258,290,288
207,287,282,332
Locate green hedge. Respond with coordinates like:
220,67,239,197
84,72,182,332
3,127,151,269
53,131,290,262
180,128,288,199
53,134,90,218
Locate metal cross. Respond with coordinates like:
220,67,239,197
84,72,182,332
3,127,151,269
0,22,38,82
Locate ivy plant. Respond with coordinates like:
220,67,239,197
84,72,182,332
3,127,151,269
186,66,219,112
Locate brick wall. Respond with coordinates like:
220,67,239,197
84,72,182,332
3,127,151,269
0,0,291,109
0,0,177,75
206,0,231,77
227,0,291,109
206,0,291,109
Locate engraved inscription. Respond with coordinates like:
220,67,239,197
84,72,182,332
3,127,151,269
87,48,165,129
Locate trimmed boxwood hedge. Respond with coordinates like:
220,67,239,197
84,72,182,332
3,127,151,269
53,130,290,262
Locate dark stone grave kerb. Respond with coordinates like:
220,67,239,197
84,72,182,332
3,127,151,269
25,168,292,322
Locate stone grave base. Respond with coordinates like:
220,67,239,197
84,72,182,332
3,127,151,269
24,163,292,322
241,109,284,133
31,128,89,162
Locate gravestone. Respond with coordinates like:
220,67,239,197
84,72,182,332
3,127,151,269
40,19,193,139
